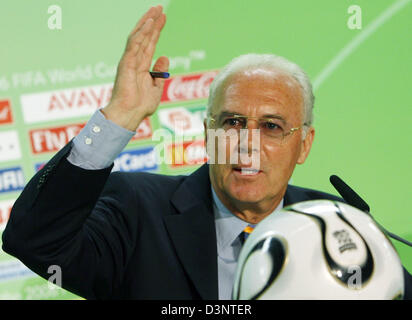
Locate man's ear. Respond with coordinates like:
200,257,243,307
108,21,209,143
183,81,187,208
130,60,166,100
297,126,315,165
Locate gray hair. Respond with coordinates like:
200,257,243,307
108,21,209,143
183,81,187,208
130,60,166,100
206,54,315,133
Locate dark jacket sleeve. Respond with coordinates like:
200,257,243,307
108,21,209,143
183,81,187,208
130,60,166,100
1,142,140,299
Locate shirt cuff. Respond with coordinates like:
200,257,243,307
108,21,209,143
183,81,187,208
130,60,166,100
67,109,136,170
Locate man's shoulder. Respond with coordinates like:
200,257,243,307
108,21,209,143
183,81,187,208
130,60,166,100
107,170,187,191
285,184,345,206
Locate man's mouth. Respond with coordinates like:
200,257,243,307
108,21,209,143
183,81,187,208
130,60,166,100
233,167,262,176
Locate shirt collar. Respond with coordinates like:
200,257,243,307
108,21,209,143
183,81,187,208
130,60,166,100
212,186,284,252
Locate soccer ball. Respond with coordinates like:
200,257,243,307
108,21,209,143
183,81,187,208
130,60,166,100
232,200,404,300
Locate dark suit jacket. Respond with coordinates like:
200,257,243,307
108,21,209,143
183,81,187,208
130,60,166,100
2,142,412,299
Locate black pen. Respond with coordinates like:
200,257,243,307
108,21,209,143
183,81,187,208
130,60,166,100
150,71,170,79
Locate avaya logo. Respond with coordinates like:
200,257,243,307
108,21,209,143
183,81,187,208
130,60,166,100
167,140,207,167
161,71,218,103
47,86,111,111
21,83,113,123
29,123,85,154
0,100,13,125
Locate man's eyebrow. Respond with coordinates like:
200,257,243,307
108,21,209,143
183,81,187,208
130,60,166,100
260,114,286,122
219,111,287,123
219,111,242,117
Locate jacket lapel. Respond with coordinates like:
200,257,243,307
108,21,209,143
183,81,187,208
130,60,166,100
283,184,309,207
163,164,219,300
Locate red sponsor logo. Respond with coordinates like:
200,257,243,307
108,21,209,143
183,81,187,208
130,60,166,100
48,85,112,111
161,71,218,103
0,206,11,226
0,200,14,227
168,140,207,167
0,100,13,125
131,118,152,141
168,110,191,130
29,123,85,154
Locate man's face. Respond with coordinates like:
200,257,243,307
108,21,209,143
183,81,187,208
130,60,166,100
206,69,315,211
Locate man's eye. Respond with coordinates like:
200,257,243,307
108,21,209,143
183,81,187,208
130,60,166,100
224,118,242,126
264,122,281,130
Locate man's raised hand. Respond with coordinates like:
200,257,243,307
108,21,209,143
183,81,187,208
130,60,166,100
102,5,169,131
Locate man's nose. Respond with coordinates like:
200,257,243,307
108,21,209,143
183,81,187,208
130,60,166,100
244,118,259,130
239,125,260,155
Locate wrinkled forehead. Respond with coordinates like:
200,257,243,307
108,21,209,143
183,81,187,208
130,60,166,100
210,68,304,117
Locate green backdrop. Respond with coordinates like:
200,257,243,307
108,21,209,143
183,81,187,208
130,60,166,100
0,0,410,299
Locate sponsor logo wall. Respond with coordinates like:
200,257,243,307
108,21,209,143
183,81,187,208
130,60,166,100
2,0,412,301
0,62,214,299
1,70,215,218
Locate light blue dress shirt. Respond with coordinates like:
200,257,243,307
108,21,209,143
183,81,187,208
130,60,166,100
67,109,284,299
68,109,135,169
211,187,283,299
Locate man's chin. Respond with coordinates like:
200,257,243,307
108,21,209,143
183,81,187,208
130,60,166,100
227,186,266,204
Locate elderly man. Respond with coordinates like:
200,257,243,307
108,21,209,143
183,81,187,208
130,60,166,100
2,6,411,300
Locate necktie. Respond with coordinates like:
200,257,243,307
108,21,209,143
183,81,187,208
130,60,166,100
240,224,256,245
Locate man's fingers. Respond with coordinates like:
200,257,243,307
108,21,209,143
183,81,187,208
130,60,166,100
135,12,166,72
125,7,165,58
125,17,155,57
144,13,166,58
152,56,170,87
118,6,167,80
152,56,169,72
121,6,165,72
129,5,163,37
